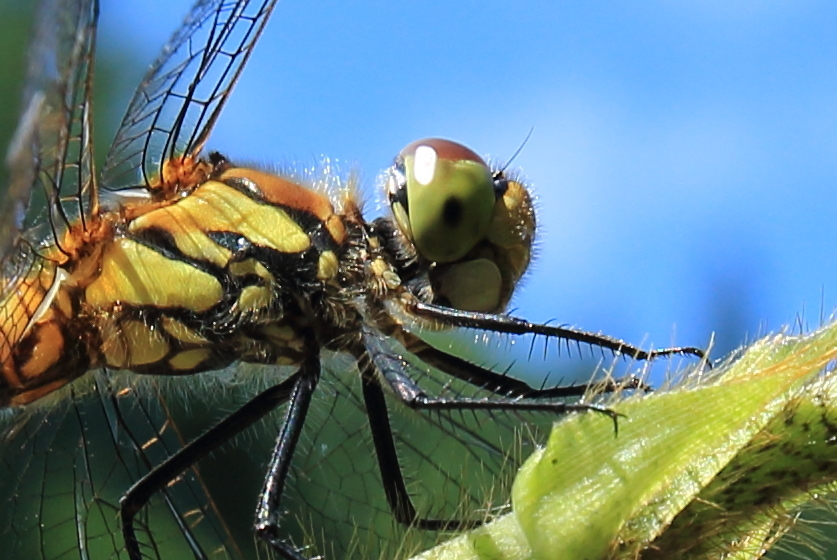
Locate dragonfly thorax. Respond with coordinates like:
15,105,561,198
0,160,364,406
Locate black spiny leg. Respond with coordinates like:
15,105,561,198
410,301,709,366
357,349,475,530
356,333,621,533
254,351,321,560
120,372,305,560
402,331,650,398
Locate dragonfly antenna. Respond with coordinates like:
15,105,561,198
500,126,534,172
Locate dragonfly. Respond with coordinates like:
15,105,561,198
0,0,708,559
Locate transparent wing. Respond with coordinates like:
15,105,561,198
101,0,278,190
282,336,558,559
0,333,599,559
1,0,98,272
0,372,266,560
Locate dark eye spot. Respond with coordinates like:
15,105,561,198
442,197,463,227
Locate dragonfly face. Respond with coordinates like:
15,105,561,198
0,1,707,559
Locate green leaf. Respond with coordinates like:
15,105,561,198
414,319,837,560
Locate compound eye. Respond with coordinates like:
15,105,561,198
387,138,495,263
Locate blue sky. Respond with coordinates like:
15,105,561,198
100,0,837,370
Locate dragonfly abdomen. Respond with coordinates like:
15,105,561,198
0,259,91,406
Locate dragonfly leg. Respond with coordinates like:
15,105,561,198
119,370,305,560
409,301,710,366
401,330,650,398
357,349,480,531
357,334,623,533
253,352,321,560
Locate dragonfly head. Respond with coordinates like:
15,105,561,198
386,138,535,313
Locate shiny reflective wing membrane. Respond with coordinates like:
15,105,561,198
102,0,277,191
5,0,98,229
0,0,97,294
0,1,708,560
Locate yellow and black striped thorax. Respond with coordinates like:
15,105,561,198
88,159,368,369
0,156,368,405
